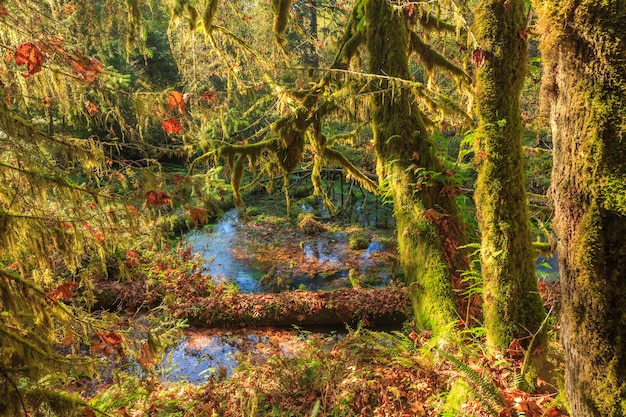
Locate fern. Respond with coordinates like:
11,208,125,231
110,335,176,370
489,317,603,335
436,348,504,416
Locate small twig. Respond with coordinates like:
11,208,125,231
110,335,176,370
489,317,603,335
0,368,28,417
520,305,554,379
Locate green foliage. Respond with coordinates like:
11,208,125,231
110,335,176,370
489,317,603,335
437,349,504,416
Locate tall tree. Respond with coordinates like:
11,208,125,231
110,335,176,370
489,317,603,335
472,0,545,353
364,0,473,331
536,0,626,414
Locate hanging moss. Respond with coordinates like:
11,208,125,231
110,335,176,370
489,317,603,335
202,0,219,33
272,108,307,174
409,31,472,90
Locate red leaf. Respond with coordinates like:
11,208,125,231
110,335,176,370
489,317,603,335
166,90,186,113
83,222,105,243
14,42,45,77
0,5,9,17
172,173,185,185
162,117,183,135
66,54,103,82
47,282,78,301
126,249,140,268
85,101,98,116
471,48,486,69
145,189,171,207
190,207,209,227
202,89,217,103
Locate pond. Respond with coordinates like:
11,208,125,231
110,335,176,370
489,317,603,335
157,327,344,384
183,208,397,293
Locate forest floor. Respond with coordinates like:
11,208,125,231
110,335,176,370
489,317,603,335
81,193,568,417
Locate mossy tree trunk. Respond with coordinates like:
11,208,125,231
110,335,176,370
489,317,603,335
364,0,470,332
473,0,545,352
537,0,626,413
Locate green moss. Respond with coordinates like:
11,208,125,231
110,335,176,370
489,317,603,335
348,228,369,250
473,0,546,352
363,0,469,331
443,379,473,416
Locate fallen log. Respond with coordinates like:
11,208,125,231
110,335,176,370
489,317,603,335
172,286,410,327
93,275,410,327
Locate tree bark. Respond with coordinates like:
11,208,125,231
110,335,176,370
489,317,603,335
473,0,545,353
537,0,626,413
364,0,472,332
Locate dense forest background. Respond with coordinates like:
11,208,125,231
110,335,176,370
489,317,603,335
0,0,624,416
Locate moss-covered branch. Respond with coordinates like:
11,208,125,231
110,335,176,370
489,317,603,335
409,30,472,89
324,147,378,193
272,0,293,45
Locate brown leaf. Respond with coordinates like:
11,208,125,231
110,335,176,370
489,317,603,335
85,101,98,116
137,342,155,369
97,331,123,346
81,407,97,417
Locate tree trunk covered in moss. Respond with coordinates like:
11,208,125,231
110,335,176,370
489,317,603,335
473,0,545,352
364,0,469,332
537,0,626,414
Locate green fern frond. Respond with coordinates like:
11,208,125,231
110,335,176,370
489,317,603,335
436,348,504,415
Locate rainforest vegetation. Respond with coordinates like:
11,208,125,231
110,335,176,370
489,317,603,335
0,0,624,416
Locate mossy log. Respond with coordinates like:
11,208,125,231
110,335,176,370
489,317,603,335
94,283,410,327
180,287,410,327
